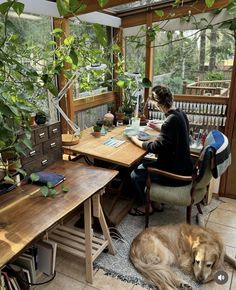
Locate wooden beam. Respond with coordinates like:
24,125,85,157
121,0,231,28
222,47,236,197
73,92,116,112
53,18,75,134
66,0,138,17
113,27,124,110
144,11,153,118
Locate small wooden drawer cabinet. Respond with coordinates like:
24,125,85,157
21,122,62,175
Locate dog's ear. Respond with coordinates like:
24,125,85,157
191,246,197,263
212,244,225,270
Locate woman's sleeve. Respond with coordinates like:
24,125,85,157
142,116,176,154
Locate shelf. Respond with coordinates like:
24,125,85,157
49,225,109,262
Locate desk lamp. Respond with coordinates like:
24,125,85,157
126,72,142,117
52,63,107,146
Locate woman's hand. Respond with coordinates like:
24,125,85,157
147,121,162,132
130,136,143,148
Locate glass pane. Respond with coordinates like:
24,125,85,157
5,13,53,115
153,28,234,96
125,33,146,75
69,20,112,100
108,0,167,13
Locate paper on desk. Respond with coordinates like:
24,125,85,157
103,138,126,147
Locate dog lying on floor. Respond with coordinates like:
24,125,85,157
130,223,236,290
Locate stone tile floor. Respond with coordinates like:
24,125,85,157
34,197,236,290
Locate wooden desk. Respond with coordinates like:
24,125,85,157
0,160,118,283
63,126,148,167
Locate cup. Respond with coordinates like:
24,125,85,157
131,117,140,134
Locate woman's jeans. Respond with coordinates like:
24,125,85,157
130,160,161,206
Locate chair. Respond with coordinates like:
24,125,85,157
145,130,231,227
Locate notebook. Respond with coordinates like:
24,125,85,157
30,172,65,187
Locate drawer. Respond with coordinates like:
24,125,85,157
21,144,43,165
48,149,62,164
34,126,49,144
23,154,50,175
42,137,62,153
48,122,61,138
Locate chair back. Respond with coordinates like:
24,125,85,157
192,147,214,204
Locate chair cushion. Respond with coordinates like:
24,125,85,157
150,183,192,206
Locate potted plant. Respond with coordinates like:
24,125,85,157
92,125,101,137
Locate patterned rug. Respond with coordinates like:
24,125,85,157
94,198,221,290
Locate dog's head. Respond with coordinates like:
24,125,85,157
192,238,224,283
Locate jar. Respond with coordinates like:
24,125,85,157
104,111,114,131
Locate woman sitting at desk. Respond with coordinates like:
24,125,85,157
129,85,193,215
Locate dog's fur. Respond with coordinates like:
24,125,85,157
130,224,236,290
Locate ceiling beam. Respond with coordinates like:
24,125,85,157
121,0,231,28
66,0,138,17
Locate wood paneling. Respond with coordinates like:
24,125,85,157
73,91,117,112
174,94,229,104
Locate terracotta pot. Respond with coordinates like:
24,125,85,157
92,131,101,138
115,112,125,121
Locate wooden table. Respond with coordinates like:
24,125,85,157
63,126,149,167
0,160,118,283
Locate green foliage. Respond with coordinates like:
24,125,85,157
205,71,225,81
0,0,112,159
93,125,101,132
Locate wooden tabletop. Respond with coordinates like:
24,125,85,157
0,160,118,268
63,126,154,167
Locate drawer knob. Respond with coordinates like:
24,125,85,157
50,142,56,148
41,159,48,166
52,128,58,133
39,133,45,138
29,150,36,156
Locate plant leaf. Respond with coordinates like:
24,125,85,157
40,186,49,197
0,2,12,15
4,175,15,184
142,78,152,88
30,173,40,182
205,0,215,8
97,0,109,8
62,185,69,193
69,48,78,65
155,10,164,17
12,2,25,16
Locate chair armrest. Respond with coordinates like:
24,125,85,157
191,153,199,159
147,167,193,182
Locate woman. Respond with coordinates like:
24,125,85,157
129,85,193,215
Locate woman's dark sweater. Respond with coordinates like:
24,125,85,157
142,109,193,185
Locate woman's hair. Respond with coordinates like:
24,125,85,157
152,85,173,109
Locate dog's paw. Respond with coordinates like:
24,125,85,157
179,282,192,290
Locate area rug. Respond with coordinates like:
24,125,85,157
94,198,221,290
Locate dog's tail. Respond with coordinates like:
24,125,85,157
130,256,181,290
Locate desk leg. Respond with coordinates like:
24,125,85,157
84,198,93,283
92,193,116,255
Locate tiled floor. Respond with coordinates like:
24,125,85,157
34,197,236,290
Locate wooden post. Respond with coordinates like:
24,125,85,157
113,28,124,111
53,18,75,134
144,11,154,118
84,198,93,283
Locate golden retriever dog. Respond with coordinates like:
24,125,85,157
130,223,236,290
